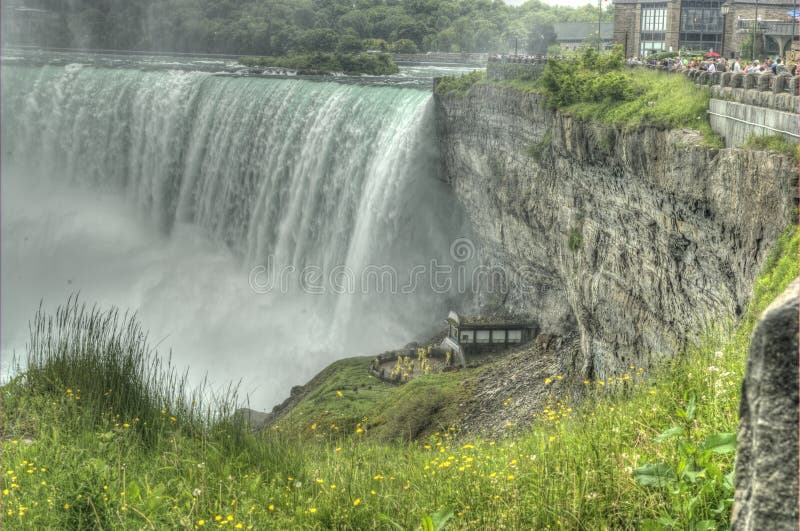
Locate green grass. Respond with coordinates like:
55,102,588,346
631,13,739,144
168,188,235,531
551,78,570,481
562,70,723,147
275,357,470,444
741,133,799,161
1,228,796,529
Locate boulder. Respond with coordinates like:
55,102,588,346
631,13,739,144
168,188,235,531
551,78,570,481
732,278,799,530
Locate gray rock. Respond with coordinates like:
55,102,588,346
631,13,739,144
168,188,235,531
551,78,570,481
732,277,799,530
435,85,796,378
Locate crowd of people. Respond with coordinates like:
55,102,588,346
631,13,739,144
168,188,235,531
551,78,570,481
627,54,798,76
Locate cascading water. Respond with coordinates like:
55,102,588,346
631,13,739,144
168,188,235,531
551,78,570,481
1,62,475,408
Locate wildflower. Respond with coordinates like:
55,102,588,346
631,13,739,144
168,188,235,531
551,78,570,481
370,490,376,495
316,479,324,484
309,507,317,514
235,524,243,529
544,378,552,385
336,391,343,398
549,436,556,442
197,520,206,527
123,423,130,429
330,484,336,490
64,504,70,510
226,515,234,521
193,488,202,497
310,423,317,431
215,515,223,521
353,498,361,506
268,504,274,511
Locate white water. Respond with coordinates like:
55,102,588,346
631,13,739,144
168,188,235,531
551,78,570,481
1,63,474,409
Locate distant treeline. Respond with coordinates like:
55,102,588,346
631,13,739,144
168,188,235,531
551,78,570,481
3,0,612,56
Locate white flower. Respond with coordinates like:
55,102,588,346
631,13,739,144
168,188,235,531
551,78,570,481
193,488,201,498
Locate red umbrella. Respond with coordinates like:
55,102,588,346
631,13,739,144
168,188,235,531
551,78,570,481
704,51,720,57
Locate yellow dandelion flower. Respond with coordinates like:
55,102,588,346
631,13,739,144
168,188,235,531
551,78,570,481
336,391,343,398
549,436,556,442
309,507,317,514
197,520,206,526
63,504,70,510
268,504,274,511
353,498,361,506
544,378,552,384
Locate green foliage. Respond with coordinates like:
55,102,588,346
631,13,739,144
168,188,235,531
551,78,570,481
434,70,486,96
567,226,583,252
239,52,398,75
391,39,419,54
540,45,633,107
10,0,614,56
742,133,798,161
538,55,723,144
527,130,553,161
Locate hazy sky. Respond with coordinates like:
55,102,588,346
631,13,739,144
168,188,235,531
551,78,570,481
504,0,607,8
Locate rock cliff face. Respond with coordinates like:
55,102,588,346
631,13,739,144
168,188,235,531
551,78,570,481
731,277,799,530
435,84,796,378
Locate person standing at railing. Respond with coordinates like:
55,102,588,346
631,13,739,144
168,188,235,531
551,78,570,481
733,57,742,73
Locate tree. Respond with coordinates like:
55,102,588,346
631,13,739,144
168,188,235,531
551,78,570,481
391,38,418,54
527,23,556,55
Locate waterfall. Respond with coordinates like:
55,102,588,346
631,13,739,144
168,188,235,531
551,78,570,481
1,63,474,408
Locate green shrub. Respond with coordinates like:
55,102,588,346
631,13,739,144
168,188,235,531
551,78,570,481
527,129,553,161
567,226,583,251
239,52,398,75
391,39,419,54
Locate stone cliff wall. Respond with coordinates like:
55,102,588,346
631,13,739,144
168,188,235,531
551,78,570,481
435,84,797,378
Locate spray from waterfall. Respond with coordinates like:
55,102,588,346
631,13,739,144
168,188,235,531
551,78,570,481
1,63,475,408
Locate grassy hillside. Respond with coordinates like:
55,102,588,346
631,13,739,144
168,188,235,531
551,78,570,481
1,228,796,529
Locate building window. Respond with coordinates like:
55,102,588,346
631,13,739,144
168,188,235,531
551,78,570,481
679,0,722,52
460,330,474,344
476,330,490,343
508,330,522,343
640,3,667,56
492,330,507,343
